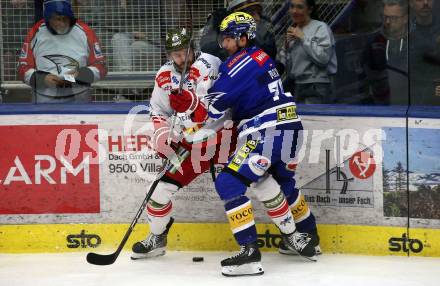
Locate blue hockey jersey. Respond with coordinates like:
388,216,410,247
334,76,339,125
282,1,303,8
206,46,302,137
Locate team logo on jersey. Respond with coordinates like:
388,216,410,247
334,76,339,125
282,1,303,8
93,42,103,58
156,71,171,88
249,155,271,176
43,55,79,74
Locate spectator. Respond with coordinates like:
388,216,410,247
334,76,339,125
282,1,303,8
200,0,277,62
104,0,161,72
278,0,337,104
409,0,440,105
17,0,106,103
367,0,409,105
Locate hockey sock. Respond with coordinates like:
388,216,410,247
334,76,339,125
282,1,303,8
263,191,296,234
285,188,317,233
147,199,173,235
225,195,257,245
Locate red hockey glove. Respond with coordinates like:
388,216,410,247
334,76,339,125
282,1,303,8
169,89,200,114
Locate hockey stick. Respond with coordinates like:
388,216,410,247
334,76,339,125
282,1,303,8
86,159,171,265
167,39,192,143
87,2,194,266
167,0,193,144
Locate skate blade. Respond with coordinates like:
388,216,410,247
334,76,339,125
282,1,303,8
221,262,264,277
279,248,319,262
279,246,322,257
130,248,165,260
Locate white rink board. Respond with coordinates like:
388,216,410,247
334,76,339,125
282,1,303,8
0,113,439,229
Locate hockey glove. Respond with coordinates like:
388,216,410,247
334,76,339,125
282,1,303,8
169,89,200,114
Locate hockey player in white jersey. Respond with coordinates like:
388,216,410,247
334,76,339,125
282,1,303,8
130,27,236,259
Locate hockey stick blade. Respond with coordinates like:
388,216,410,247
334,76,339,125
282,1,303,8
86,251,118,266
86,225,133,265
86,165,167,266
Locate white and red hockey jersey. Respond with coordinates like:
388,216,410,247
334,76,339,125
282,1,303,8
150,51,227,143
18,19,106,98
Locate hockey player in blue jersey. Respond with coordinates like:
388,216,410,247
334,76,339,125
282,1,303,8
169,12,319,276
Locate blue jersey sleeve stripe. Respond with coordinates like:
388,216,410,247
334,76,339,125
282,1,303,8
227,55,251,76
229,57,253,78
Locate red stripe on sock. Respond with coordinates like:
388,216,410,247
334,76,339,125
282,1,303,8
147,201,172,217
267,200,289,218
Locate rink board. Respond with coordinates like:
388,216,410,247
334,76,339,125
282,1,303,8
0,223,439,257
0,104,439,256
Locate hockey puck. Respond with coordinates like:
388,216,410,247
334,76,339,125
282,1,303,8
192,256,204,262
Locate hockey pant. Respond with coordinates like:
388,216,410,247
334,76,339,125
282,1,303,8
146,127,237,234
215,125,316,246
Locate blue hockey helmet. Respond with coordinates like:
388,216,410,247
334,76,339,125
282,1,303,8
43,0,76,33
219,11,257,40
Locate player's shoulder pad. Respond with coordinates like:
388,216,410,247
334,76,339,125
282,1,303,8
221,47,269,79
194,52,221,71
198,52,222,66
155,64,173,88
249,47,270,67
193,52,217,68
189,52,219,81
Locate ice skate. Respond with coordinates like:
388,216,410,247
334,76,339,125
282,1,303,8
131,218,174,260
281,230,317,261
221,242,264,277
279,229,321,258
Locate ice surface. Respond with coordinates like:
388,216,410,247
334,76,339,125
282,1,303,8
0,252,439,286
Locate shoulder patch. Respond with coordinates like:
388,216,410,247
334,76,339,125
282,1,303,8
250,49,269,67
189,66,201,81
156,71,171,88
227,50,248,69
